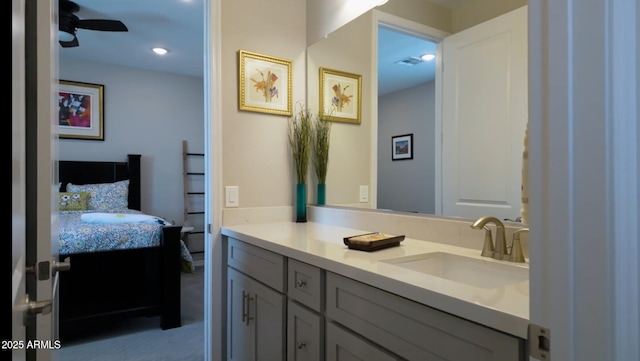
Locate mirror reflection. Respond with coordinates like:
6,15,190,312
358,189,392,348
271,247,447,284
377,27,437,215
307,0,528,221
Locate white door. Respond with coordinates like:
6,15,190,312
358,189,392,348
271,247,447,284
439,6,528,221
12,1,59,360
12,0,27,359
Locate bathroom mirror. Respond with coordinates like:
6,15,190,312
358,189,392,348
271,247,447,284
306,0,528,221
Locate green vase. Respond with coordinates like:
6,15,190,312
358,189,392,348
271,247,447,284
296,183,307,223
317,183,326,205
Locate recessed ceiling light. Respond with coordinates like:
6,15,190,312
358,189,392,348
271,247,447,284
420,54,435,61
152,47,168,55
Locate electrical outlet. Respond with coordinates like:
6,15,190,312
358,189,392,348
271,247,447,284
225,186,239,207
359,185,369,203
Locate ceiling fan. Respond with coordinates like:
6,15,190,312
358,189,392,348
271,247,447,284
58,0,128,48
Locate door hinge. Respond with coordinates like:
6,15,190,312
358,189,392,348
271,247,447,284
528,323,551,360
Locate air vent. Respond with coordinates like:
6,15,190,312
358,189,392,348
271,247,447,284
394,56,423,66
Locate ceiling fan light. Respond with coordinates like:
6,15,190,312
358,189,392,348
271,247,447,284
58,30,75,42
420,53,436,62
152,47,168,55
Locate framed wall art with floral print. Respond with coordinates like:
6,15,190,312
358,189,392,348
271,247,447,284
319,67,362,124
58,80,104,140
238,50,292,116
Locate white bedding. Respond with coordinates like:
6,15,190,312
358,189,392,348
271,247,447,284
81,212,170,225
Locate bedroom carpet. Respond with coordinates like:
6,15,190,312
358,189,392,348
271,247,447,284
56,265,205,361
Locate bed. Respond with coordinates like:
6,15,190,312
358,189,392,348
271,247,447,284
57,154,188,340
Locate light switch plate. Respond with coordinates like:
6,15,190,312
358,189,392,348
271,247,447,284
359,185,369,203
225,186,239,207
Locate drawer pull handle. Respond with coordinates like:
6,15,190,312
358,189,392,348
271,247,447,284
242,291,248,324
297,279,307,288
297,341,306,350
246,295,255,325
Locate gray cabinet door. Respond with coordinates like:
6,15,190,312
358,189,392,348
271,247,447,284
326,272,524,361
228,267,285,361
288,300,323,361
326,322,400,361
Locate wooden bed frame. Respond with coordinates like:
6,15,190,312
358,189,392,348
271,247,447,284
57,154,183,340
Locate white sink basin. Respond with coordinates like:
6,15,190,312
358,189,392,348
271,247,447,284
380,252,528,289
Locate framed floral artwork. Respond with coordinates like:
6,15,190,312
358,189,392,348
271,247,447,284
392,134,413,161
58,80,104,140
238,50,292,116
319,67,362,124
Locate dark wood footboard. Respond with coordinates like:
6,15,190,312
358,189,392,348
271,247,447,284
58,225,183,340
160,225,182,330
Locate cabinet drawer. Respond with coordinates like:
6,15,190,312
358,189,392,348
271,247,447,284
288,300,323,361
326,272,524,361
288,258,323,312
227,237,285,292
326,321,400,361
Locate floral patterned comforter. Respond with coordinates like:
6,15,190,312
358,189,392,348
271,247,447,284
58,209,195,272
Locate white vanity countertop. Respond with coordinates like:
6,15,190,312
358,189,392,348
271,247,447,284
221,221,530,339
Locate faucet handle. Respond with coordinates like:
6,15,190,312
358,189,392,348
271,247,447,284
508,228,529,263
480,226,494,257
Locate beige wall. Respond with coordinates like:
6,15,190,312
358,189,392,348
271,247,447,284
377,0,452,33
221,0,307,210
452,0,527,32
307,12,375,207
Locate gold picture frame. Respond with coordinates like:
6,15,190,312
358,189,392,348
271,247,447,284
238,50,292,116
319,67,362,124
58,80,105,140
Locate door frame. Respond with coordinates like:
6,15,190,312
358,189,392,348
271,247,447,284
528,0,639,360
372,10,450,213
204,0,224,360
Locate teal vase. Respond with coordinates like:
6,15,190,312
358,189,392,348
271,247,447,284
296,183,307,223
317,183,326,205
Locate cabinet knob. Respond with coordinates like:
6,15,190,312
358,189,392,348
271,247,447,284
297,279,307,288
297,341,306,350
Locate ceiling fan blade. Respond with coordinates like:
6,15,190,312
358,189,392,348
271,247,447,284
59,37,79,48
77,19,128,32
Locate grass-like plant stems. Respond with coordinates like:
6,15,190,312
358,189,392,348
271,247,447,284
312,116,332,184
288,107,313,184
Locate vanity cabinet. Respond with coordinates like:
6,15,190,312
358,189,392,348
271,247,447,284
227,238,286,361
226,237,525,361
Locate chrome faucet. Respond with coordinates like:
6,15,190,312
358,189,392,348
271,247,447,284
470,216,507,260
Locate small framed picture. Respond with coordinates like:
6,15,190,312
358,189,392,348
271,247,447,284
238,50,292,116
392,134,413,161
319,67,362,124
58,80,104,140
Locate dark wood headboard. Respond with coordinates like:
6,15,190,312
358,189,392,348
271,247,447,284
59,154,142,211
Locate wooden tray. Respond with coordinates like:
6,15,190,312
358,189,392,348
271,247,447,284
343,232,405,252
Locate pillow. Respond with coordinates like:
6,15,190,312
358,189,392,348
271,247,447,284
67,179,129,210
59,192,89,211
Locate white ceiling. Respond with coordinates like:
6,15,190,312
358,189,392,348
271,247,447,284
59,0,205,78
59,0,439,92
377,27,437,96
